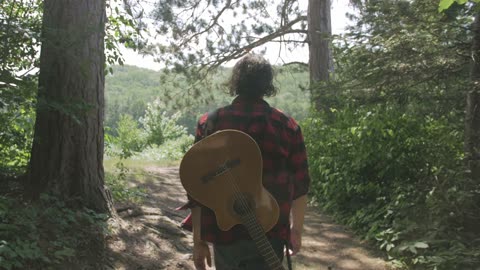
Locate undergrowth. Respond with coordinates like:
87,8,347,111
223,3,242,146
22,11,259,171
304,105,480,270
0,194,108,270
105,170,147,204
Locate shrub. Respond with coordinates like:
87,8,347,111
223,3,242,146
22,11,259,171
303,104,479,269
140,99,188,146
132,134,194,162
114,114,147,159
105,172,147,204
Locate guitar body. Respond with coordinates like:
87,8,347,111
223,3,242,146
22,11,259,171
179,129,279,232
180,130,286,270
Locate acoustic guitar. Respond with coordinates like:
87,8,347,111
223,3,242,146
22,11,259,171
179,129,285,270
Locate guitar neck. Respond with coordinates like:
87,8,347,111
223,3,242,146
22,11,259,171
240,212,285,270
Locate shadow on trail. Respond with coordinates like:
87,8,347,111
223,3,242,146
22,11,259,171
136,166,188,222
106,166,195,270
106,218,194,269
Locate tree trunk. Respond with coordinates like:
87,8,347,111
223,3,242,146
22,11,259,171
308,0,332,112
27,0,113,214
466,12,480,183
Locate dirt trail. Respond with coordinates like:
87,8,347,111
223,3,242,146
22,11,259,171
106,166,393,270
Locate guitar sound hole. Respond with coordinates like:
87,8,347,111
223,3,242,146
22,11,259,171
233,195,255,216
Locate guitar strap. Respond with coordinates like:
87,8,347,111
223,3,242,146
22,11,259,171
286,238,293,270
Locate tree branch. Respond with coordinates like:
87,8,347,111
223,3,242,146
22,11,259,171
179,0,238,47
283,61,308,67
202,15,307,69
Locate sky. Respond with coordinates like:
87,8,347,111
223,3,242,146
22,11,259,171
121,0,355,71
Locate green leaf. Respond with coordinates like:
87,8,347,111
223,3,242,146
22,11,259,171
54,248,75,259
438,0,455,12
350,127,357,135
414,242,429,249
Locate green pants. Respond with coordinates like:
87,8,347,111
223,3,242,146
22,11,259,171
213,239,285,270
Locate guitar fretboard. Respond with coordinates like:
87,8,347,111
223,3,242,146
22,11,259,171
239,209,285,270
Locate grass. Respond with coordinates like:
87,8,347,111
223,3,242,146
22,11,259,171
103,157,180,172
103,157,181,203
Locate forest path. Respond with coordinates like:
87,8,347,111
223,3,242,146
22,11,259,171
106,166,393,270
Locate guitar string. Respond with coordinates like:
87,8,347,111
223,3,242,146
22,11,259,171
221,145,282,269
222,159,282,268
222,157,258,231
223,161,278,261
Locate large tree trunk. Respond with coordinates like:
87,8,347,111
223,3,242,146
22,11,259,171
27,0,112,214
308,0,332,112
466,12,480,183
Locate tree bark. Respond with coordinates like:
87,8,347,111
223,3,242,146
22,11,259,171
27,0,113,214
466,12,480,183
308,0,332,112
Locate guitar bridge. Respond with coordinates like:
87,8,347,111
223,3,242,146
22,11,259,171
201,159,241,183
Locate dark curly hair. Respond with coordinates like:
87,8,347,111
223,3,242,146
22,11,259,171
227,54,278,98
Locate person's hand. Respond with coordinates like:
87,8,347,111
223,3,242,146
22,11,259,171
193,241,212,270
288,228,302,255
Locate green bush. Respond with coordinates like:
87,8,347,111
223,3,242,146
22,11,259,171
114,114,147,159
105,172,147,203
132,134,194,162
0,79,36,176
303,105,480,269
140,99,189,146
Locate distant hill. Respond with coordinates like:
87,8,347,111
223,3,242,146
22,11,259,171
105,65,310,134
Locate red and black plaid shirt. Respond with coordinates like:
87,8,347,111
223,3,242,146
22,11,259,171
180,96,310,244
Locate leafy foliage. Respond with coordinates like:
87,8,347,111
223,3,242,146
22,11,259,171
0,0,42,79
438,0,480,11
0,79,36,175
0,194,108,270
132,134,194,162
304,0,480,268
304,105,480,269
105,0,148,72
0,0,42,175
104,172,147,203
328,0,470,116
114,114,147,159
140,99,188,146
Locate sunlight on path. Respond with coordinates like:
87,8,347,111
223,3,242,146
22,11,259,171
292,208,391,270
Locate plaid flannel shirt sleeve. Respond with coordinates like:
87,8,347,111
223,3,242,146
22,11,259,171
289,125,310,200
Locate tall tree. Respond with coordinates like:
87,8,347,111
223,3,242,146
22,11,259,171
438,0,480,183
308,0,332,112
27,0,113,213
467,11,480,183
